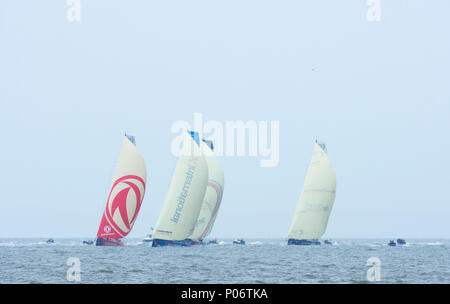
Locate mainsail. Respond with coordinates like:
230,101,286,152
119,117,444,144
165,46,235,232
152,132,208,241
97,135,147,239
188,139,225,241
288,142,336,240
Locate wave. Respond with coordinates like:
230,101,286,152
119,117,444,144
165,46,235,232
125,241,147,246
415,242,444,246
0,241,92,247
248,241,263,245
0,242,16,247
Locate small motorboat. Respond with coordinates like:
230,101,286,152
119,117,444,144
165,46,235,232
323,239,332,245
388,240,396,246
46,238,55,244
142,227,154,243
396,239,406,245
208,238,219,245
233,239,245,245
142,234,153,243
82,240,94,245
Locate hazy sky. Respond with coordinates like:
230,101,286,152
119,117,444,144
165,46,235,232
1,1,449,238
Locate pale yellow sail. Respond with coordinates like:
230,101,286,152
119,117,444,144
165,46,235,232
288,143,336,240
152,133,208,241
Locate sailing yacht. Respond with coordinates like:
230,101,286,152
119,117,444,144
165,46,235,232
287,141,336,245
185,138,224,244
95,134,147,246
152,131,208,247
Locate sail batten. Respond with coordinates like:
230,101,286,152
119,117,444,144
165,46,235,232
288,143,336,240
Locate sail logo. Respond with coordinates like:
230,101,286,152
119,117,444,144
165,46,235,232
170,164,196,224
105,175,146,236
171,113,279,167
197,180,223,238
189,180,224,238
103,225,111,233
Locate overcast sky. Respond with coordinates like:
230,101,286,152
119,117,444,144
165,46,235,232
1,0,449,239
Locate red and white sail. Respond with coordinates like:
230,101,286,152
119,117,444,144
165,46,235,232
188,140,224,240
97,135,147,239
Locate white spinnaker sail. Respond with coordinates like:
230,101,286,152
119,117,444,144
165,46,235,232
97,136,147,239
188,141,224,240
152,133,208,241
287,143,336,240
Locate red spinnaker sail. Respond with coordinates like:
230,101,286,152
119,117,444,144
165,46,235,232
97,175,146,239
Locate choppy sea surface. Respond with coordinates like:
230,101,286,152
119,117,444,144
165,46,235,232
0,238,449,284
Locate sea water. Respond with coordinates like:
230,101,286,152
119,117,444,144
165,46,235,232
0,238,448,284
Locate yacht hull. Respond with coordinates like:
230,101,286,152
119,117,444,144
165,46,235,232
96,238,124,246
287,239,321,245
152,239,194,247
